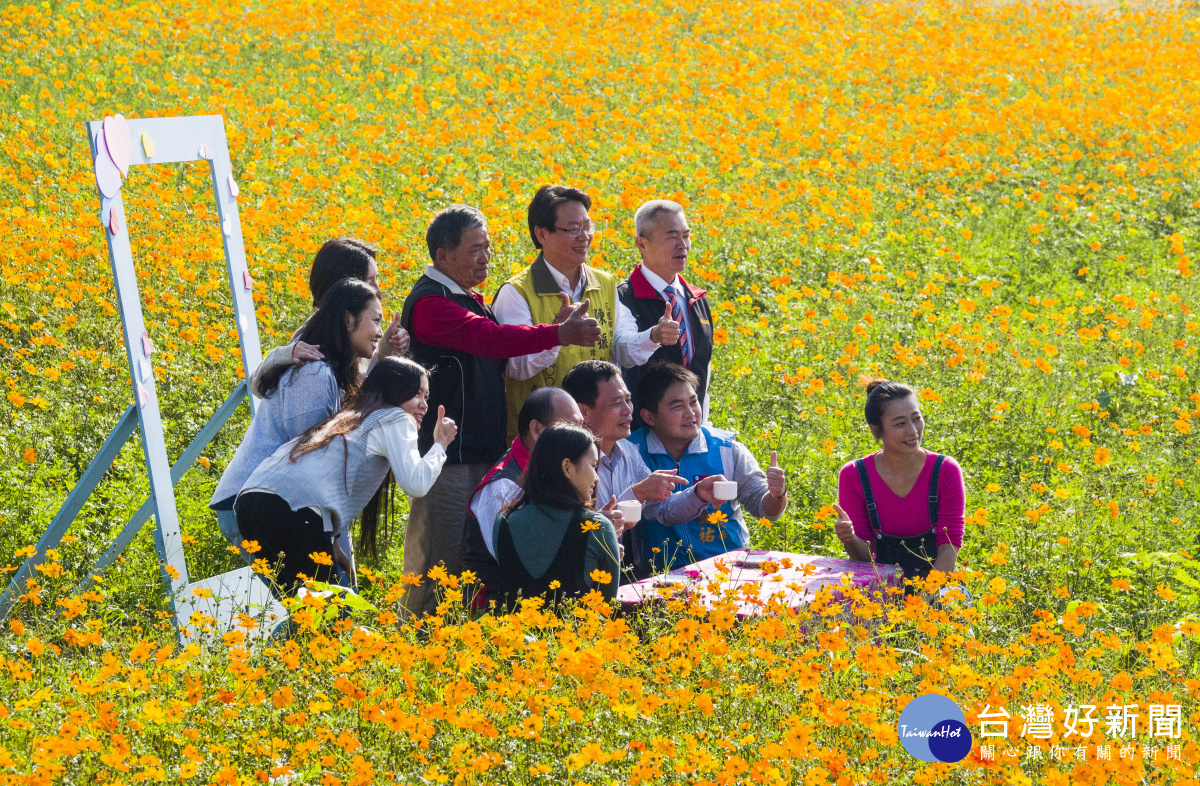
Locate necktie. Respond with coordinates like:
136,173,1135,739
662,284,693,367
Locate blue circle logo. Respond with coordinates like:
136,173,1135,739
898,694,973,763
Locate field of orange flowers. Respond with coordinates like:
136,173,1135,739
2,0,1200,781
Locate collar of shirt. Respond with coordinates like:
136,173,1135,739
541,255,586,300
600,437,627,467
423,264,470,296
644,428,708,457
638,264,683,296
510,435,531,472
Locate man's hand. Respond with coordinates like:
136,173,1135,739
557,298,602,347
649,300,681,346
600,495,626,537
553,293,575,324
380,312,410,357
631,469,688,503
693,474,729,504
766,451,786,499
291,341,323,364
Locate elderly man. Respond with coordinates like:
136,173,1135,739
493,185,623,442
614,199,713,428
398,205,601,616
461,386,583,608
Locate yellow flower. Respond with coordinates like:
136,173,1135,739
1093,447,1111,466
309,551,333,567
707,510,729,525
589,569,612,585
241,540,262,554
580,519,601,533
548,580,561,590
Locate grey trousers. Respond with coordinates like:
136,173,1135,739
401,462,490,617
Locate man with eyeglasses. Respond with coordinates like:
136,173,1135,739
615,199,713,429
493,184,627,441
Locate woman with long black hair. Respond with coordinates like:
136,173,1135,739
236,357,456,595
210,278,384,553
248,237,410,397
491,423,621,610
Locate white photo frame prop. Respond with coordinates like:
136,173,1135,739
0,115,287,641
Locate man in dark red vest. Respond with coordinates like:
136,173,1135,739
614,200,713,429
398,205,600,617
461,386,583,610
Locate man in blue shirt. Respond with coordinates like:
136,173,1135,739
628,362,788,572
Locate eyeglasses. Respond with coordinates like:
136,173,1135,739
552,222,599,237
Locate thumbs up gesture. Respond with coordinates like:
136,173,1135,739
431,405,458,448
557,297,602,347
381,311,410,357
599,494,627,536
650,299,681,346
553,292,575,324
766,450,786,499
833,502,856,545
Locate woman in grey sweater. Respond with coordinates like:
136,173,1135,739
209,278,384,555
237,357,456,596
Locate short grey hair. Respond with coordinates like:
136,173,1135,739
634,199,685,238
426,204,486,261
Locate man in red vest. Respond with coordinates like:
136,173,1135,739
614,200,713,429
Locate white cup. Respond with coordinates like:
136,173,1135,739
712,480,738,501
617,499,643,523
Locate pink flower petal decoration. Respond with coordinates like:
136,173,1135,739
227,174,239,198
103,114,133,176
108,204,122,235
94,128,122,198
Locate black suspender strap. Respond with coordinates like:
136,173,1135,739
854,459,882,538
928,453,947,525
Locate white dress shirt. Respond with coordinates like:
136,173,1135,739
469,477,522,559
493,259,657,380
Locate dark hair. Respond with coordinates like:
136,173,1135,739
561,360,621,408
259,278,380,398
308,237,377,307
862,377,916,429
289,356,429,561
637,361,699,417
426,204,486,262
518,387,569,438
515,424,599,510
527,185,592,250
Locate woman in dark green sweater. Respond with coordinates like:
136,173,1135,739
492,424,621,610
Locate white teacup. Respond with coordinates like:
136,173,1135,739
617,499,643,523
712,480,738,501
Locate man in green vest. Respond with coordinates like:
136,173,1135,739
493,184,620,441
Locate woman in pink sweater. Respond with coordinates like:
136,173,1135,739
834,379,965,583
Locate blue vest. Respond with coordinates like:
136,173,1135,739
627,426,747,571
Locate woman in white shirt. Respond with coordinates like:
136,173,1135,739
236,357,456,596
